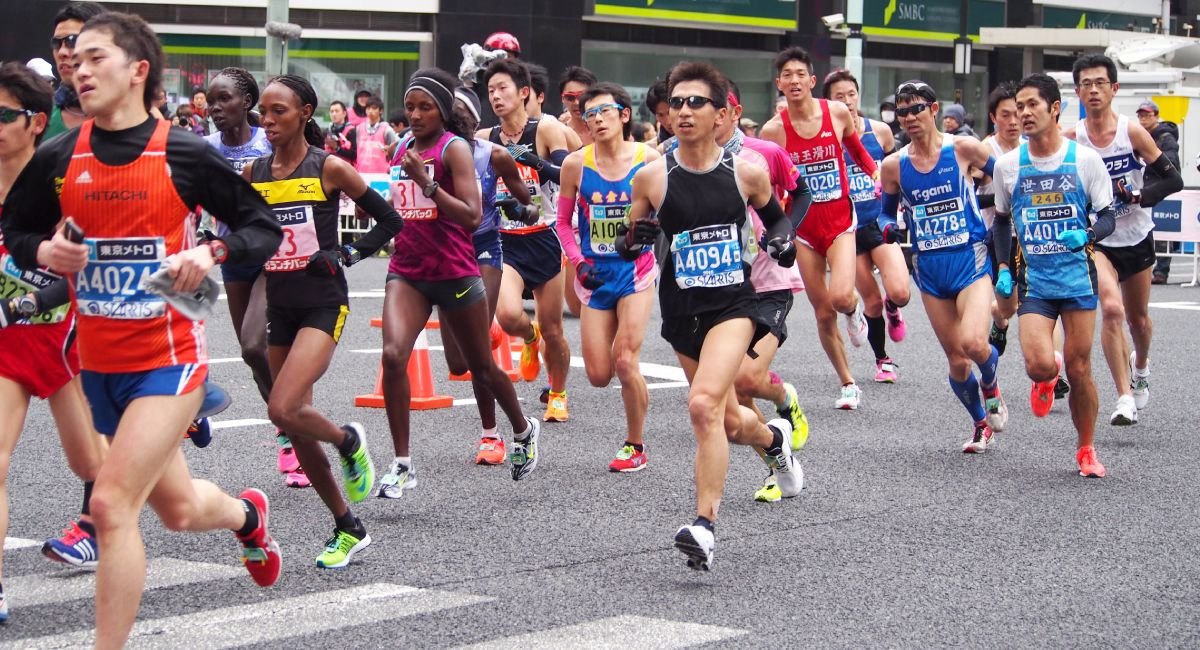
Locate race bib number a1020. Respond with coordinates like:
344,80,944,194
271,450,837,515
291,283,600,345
798,159,843,202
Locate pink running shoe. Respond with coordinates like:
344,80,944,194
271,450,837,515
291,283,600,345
874,358,898,383
884,298,907,342
277,432,300,474
285,468,311,488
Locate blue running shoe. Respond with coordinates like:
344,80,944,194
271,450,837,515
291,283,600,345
0,589,8,624
187,382,231,448
41,520,99,569
186,417,212,448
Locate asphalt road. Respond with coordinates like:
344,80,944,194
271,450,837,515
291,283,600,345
3,257,1200,648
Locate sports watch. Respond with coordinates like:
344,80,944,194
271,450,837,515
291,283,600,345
205,238,229,264
422,180,440,198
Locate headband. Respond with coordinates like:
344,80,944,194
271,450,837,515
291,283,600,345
455,88,481,123
405,76,455,123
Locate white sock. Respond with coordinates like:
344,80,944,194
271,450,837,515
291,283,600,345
481,427,498,440
395,456,411,470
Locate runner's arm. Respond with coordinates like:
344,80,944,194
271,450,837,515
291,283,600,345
834,103,877,177
323,154,405,257
555,152,586,267
877,154,902,239
491,145,532,205
616,164,660,261
1130,122,1183,206
0,137,70,269
787,173,812,230
183,139,282,266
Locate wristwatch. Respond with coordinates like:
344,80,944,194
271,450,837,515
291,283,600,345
422,180,440,198
205,238,229,264
340,244,362,267
11,294,39,318
1131,189,1143,205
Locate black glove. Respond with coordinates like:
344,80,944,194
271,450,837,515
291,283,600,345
577,261,605,290
628,219,661,246
306,250,343,277
497,198,536,225
1113,177,1135,204
505,143,544,171
762,235,797,268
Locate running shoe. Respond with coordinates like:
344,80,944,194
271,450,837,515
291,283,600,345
834,383,862,410
475,437,506,465
962,421,994,454
1130,351,1150,410
284,469,311,488
338,423,375,503
185,418,212,448
874,358,898,384
377,459,418,499
0,590,7,624
236,488,282,587
539,386,551,404
764,419,803,498
1054,375,1071,400
609,444,648,472
41,520,98,568
1030,353,1062,418
510,416,541,481
1076,446,1107,478
985,390,1008,433
884,299,907,342
674,524,715,571
315,527,372,569
845,297,868,347
1109,394,1138,426
277,433,300,473
543,391,569,422
753,473,781,503
187,382,232,445
988,322,1008,357
777,382,810,450
519,322,542,382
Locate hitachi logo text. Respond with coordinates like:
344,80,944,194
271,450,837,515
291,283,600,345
914,181,952,203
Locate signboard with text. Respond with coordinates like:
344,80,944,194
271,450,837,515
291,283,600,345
863,0,1005,41
591,0,797,31
1041,7,1155,30
1151,193,1200,243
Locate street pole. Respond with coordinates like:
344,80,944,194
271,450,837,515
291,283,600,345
266,0,288,77
953,0,970,105
846,0,864,84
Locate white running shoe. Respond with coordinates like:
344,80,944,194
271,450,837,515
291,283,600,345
1129,351,1150,410
1109,394,1138,426
985,391,1008,433
763,419,803,498
962,422,995,454
834,383,862,410
673,524,715,571
845,295,868,347
377,459,418,499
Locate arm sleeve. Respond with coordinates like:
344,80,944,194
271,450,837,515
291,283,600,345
787,174,812,230
992,212,1012,265
555,194,584,267
188,145,282,266
753,194,794,243
347,188,403,256
879,191,900,230
1091,205,1117,242
1140,153,1184,207
0,140,69,269
843,132,878,178
537,149,568,184
976,193,996,210
33,277,71,312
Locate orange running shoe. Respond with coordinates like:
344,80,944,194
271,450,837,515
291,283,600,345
519,322,542,382
543,391,569,422
235,488,282,587
1030,352,1063,418
475,437,506,465
1076,446,1106,478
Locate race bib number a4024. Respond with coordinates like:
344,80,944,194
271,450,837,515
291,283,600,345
74,237,166,320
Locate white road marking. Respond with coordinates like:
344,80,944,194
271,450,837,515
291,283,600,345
4,558,243,609
645,382,690,390
1149,301,1200,311
207,357,244,365
7,583,492,650
3,537,40,551
210,418,272,430
452,615,747,649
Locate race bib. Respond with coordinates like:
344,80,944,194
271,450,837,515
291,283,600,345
1020,204,1077,255
265,205,320,272
74,237,166,320
798,159,843,202
0,253,68,325
390,164,437,221
912,198,969,252
670,224,744,289
588,205,627,255
847,164,876,203
497,165,541,229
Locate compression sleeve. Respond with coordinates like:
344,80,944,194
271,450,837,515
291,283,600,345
537,149,568,184
843,132,878,178
788,175,812,230
879,191,900,230
755,195,793,243
1140,153,1184,207
982,156,996,178
33,278,71,312
992,212,1013,266
556,193,585,267
977,193,996,209
1091,205,1117,242
348,188,404,256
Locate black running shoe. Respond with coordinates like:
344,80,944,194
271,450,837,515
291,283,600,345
988,322,1008,356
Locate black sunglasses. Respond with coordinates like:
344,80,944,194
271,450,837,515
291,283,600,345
668,95,716,110
895,103,931,118
51,33,79,50
0,107,36,124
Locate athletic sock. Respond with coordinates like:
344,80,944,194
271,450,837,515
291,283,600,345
625,441,644,452
236,498,260,537
514,418,532,442
885,298,900,314
334,509,364,536
979,345,1000,392
764,425,784,457
866,315,887,360
481,426,498,440
78,519,96,537
692,516,714,533
81,481,93,516
337,425,360,457
948,373,987,423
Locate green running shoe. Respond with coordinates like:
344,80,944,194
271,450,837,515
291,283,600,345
754,473,781,503
339,423,375,503
778,382,810,450
315,528,372,569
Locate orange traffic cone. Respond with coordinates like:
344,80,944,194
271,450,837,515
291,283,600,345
355,320,453,409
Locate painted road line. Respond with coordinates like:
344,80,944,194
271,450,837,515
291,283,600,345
207,357,244,365
1149,301,1200,311
5,557,243,608
453,615,747,649
645,381,690,391
3,537,40,551
7,583,493,650
211,418,272,430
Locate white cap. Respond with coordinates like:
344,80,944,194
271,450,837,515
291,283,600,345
26,58,55,81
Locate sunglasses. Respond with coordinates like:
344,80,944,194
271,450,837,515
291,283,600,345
582,102,624,122
0,107,36,124
894,103,931,118
668,95,716,110
51,33,79,50
561,92,583,103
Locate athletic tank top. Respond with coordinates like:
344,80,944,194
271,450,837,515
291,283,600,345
781,99,851,206
1011,140,1096,299
577,143,649,260
250,146,347,307
846,117,885,228
59,119,205,373
355,121,391,174
658,149,756,318
898,133,987,255
473,137,500,235
489,119,551,234
976,135,1015,230
1074,114,1151,246
205,127,273,238
0,212,70,326
387,131,477,281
